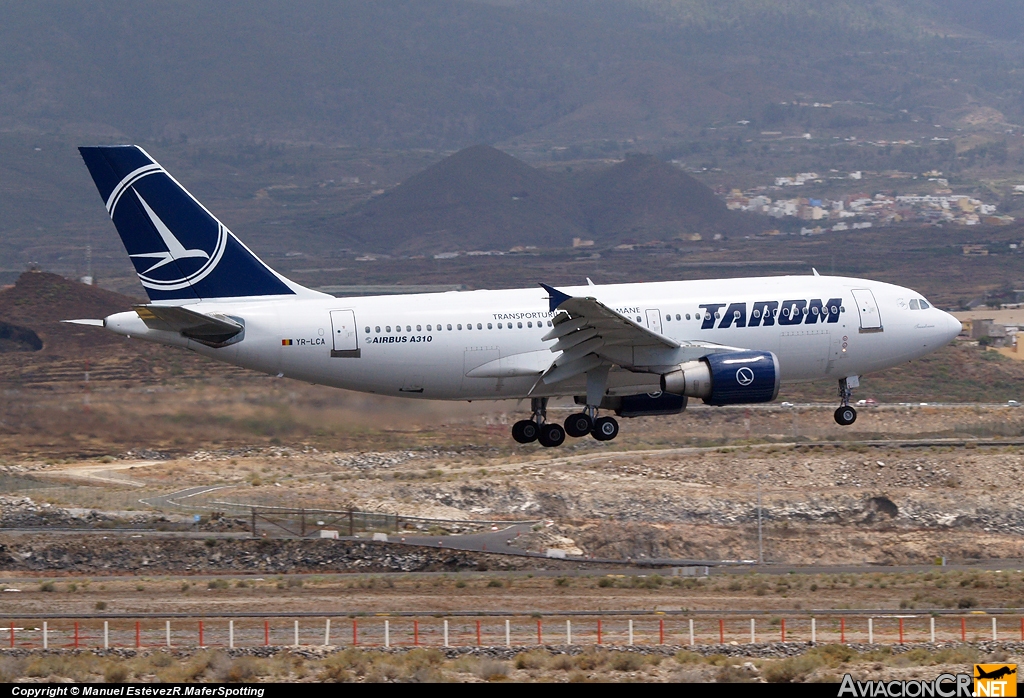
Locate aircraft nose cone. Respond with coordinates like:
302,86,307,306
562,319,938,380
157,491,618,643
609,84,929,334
942,311,963,344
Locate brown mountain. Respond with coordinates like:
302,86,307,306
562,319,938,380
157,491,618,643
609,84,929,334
337,146,765,254
0,271,138,353
576,154,764,244
338,145,588,254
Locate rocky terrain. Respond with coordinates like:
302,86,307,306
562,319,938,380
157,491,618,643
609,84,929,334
0,534,576,575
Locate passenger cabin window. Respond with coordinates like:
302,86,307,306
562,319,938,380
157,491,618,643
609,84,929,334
477,323,483,330
365,326,370,333
487,323,492,329
517,322,523,329
909,299,920,310
447,324,452,330
457,324,462,330
375,326,381,333
386,326,391,332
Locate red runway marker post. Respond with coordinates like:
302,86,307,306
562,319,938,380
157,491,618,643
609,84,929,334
840,618,845,644
781,618,786,642
597,619,602,645
136,621,141,648
719,618,725,644
659,618,664,645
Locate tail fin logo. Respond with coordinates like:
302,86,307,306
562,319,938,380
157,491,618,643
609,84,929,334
130,194,211,274
108,166,227,292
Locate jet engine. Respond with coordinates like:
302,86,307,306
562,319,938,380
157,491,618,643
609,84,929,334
661,350,780,406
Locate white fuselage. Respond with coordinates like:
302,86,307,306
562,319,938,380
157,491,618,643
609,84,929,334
103,275,962,401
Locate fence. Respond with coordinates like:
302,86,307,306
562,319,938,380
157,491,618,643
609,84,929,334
2,614,1021,650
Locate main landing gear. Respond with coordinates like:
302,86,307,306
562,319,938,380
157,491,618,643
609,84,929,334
834,376,858,426
512,398,619,447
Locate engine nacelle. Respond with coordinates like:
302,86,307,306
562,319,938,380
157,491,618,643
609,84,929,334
661,350,780,406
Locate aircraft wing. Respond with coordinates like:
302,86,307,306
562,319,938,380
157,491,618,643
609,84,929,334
132,305,243,347
538,284,743,385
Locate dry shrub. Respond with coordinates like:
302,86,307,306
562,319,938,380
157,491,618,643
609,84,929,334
402,648,444,672
674,650,703,665
25,655,92,681
574,649,608,670
103,663,129,683
320,649,370,677
763,654,825,683
514,650,549,670
147,652,174,669
934,647,980,665
549,654,575,671
610,652,644,672
0,657,24,682
475,659,509,681
225,656,264,682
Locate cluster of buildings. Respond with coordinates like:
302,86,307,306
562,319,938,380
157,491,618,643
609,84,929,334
724,175,1015,229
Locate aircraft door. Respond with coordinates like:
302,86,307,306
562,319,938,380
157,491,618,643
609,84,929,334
330,309,361,357
645,309,663,335
851,289,883,332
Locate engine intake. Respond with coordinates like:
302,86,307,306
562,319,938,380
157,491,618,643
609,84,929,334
661,350,780,406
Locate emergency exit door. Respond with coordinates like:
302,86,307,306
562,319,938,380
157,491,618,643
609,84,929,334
330,309,361,357
645,309,663,334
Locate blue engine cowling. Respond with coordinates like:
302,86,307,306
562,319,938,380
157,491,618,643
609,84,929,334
703,351,780,405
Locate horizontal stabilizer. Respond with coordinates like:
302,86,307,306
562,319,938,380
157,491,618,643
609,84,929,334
133,305,242,347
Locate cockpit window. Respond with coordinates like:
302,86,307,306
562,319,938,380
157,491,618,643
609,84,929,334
920,300,930,309
909,299,920,310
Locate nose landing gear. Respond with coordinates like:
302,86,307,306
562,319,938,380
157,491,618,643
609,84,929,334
834,376,858,426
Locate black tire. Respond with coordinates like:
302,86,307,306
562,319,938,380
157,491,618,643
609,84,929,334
512,419,539,443
834,406,857,426
591,416,619,441
537,423,566,448
564,413,594,438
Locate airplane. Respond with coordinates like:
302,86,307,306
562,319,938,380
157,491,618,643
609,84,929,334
70,145,963,447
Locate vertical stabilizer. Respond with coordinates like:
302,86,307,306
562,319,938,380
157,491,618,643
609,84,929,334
79,145,320,302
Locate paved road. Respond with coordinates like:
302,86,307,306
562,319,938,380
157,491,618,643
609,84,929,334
139,485,234,509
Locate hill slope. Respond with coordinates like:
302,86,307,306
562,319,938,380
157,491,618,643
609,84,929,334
338,145,587,253
337,146,764,253
576,154,763,243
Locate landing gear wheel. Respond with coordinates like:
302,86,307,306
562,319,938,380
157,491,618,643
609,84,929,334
537,423,566,448
591,416,619,441
564,413,594,438
512,419,539,443
834,406,857,426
